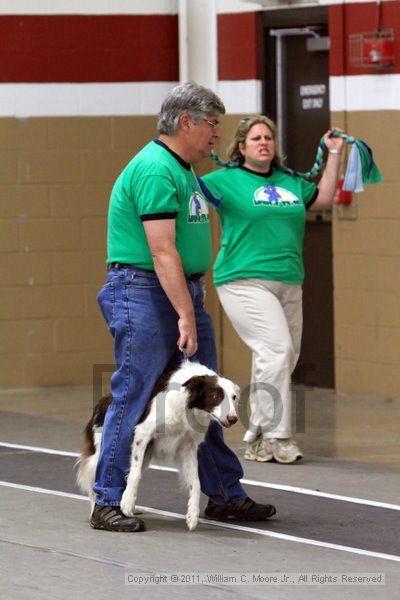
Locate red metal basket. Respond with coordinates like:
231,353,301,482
349,29,395,69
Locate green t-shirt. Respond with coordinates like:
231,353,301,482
107,140,212,275
202,165,318,286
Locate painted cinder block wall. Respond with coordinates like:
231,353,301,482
329,1,400,399
0,3,257,388
0,9,179,386
1,0,399,401
0,114,167,386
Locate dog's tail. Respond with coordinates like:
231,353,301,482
75,393,113,512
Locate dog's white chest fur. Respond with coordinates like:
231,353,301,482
76,360,239,531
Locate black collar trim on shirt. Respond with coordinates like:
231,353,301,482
153,139,191,171
239,165,274,178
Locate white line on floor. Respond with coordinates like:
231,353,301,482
238,477,400,512
0,441,78,457
1,441,399,512
0,479,399,564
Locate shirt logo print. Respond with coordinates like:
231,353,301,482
188,191,210,223
253,185,300,207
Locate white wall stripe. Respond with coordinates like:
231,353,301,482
219,0,395,11
1,479,399,563
331,0,399,3
239,0,399,7
1,0,395,14
0,80,261,117
1,441,399,511
0,0,178,15
330,75,400,112
217,80,262,114
0,82,178,118
1,77,399,117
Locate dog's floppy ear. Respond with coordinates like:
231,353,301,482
183,375,224,410
183,375,207,409
182,374,207,388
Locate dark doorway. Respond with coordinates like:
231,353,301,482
282,34,329,170
261,7,334,388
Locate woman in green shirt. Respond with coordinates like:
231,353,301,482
203,116,343,464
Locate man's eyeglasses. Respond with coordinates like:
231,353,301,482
203,118,220,130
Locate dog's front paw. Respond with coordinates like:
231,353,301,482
186,510,199,531
120,491,136,517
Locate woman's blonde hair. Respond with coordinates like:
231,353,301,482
227,115,282,167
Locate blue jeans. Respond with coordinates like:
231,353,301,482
93,266,245,506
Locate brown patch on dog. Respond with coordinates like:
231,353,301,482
183,375,224,413
137,348,184,424
81,393,112,458
82,350,182,458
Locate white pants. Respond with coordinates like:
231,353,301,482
217,279,302,441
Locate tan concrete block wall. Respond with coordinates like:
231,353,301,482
0,115,161,387
48,118,112,150
0,151,18,183
0,185,50,218
0,252,52,285
332,110,400,400
19,219,81,251
0,118,49,150
49,184,112,217
4,110,398,398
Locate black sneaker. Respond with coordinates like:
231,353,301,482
204,496,276,522
90,504,146,532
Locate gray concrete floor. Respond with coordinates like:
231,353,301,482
0,385,399,600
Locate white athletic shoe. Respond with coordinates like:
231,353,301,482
244,438,273,462
269,438,303,464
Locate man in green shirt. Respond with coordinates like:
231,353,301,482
91,83,277,532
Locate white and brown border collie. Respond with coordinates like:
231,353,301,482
77,361,239,531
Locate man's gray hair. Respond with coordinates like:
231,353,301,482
157,81,225,136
